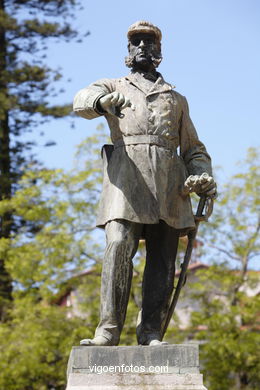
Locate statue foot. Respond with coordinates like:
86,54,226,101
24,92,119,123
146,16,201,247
148,339,169,346
80,335,113,346
139,336,169,346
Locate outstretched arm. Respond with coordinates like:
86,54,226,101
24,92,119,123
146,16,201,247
73,79,132,120
73,78,114,120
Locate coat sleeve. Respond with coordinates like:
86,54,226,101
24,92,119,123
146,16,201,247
179,96,212,176
73,78,115,119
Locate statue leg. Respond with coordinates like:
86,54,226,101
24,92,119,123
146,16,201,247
136,221,179,345
81,219,142,346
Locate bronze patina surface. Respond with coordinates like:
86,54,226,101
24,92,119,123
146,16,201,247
73,21,216,347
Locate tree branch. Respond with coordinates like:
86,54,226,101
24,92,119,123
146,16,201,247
208,244,241,261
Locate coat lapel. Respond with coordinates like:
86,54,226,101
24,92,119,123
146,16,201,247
146,75,173,96
125,72,173,96
125,72,150,94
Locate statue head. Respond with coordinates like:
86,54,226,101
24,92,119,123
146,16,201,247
125,21,162,71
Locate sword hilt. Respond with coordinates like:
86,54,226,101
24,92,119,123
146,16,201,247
195,195,214,222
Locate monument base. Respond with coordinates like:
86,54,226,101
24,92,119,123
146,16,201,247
66,344,207,390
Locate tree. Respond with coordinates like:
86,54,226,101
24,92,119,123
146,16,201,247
189,265,260,390
0,303,88,390
1,128,105,301
0,0,88,319
0,128,106,389
187,147,260,390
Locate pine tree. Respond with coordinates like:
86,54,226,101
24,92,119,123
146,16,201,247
0,0,88,319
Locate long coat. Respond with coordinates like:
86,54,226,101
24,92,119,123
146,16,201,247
73,71,212,231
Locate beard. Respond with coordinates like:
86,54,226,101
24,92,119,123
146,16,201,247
125,48,162,69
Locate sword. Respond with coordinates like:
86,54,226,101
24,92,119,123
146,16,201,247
162,193,214,338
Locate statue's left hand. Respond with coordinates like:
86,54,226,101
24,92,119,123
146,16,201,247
183,173,217,198
196,173,217,198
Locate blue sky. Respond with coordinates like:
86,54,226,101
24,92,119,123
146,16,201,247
34,0,259,185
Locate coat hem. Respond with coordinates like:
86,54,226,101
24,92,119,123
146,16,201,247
96,216,196,235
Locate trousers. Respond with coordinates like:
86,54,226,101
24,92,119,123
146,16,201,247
94,219,179,345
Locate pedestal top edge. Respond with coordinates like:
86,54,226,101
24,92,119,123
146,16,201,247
71,344,199,351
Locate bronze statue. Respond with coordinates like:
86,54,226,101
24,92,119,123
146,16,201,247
73,21,216,346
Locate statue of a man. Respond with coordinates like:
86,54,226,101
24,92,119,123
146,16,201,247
73,21,216,346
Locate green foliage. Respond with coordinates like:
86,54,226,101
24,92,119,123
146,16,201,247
189,265,260,390
0,0,86,172
0,0,89,316
199,147,260,271
0,120,258,390
0,301,89,390
1,129,106,301
186,147,260,390
0,128,107,389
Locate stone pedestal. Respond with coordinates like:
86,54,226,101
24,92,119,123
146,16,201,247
66,344,207,390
